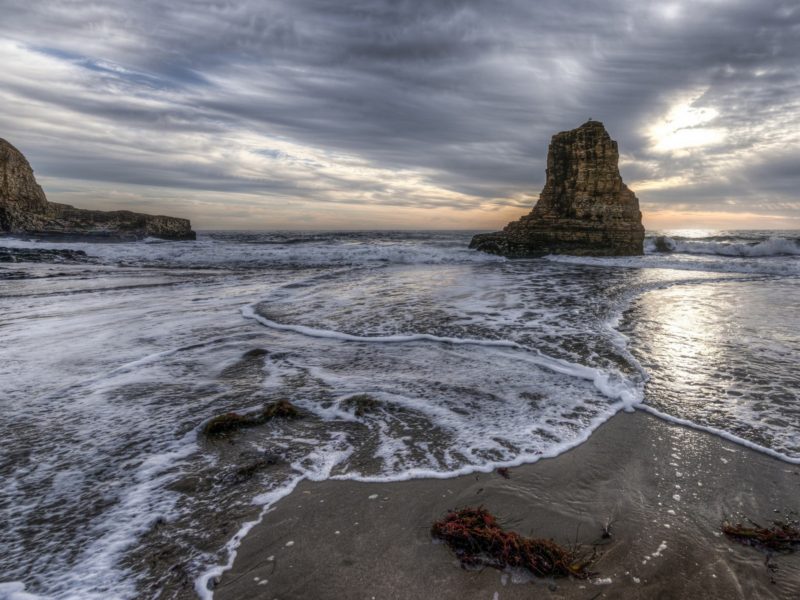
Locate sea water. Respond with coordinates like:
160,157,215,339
0,230,798,599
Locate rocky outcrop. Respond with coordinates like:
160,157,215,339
0,247,91,263
0,138,196,241
470,120,644,257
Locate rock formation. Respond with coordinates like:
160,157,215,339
0,246,91,264
0,138,196,241
470,120,644,257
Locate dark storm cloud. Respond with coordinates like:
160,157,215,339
0,0,798,227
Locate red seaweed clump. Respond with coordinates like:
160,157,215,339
722,518,800,553
431,506,590,578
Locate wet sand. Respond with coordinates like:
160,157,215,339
212,411,800,599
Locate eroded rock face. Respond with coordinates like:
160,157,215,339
0,138,196,241
470,120,644,257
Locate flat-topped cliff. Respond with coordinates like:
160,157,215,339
0,138,195,241
470,120,644,256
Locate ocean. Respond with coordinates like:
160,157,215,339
1,230,798,599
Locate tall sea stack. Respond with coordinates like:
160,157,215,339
470,120,644,256
0,138,196,241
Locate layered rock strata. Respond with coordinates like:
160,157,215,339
0,138,195,241
470,120,644,256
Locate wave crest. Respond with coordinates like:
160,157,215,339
647,235,800,257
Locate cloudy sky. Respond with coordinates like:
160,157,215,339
1,0,798,230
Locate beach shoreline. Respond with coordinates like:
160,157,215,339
3,230,798,599
210,410,800,600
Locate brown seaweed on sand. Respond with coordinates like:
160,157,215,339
203,400,300,437
431,506,591,578
722,518,800,553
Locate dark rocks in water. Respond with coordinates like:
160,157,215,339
227,451,284,484
342,394,380,417
470,120,644,257
0,246,90,263
0,138,196,241
202,412,257,437
202,400,301,437
262,399,300,420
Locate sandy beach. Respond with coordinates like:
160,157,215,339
213,410,800,600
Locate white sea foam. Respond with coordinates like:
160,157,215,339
0,582,46,600
241,304,519,347
0,264,294,599
241,304,643,409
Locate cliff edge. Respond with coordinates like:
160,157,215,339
470,120,644,256
0,138,196,241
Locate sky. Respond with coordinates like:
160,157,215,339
1,0,799,231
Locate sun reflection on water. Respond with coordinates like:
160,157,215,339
625,276,800,456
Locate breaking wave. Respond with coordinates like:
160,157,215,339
647,234,800,257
